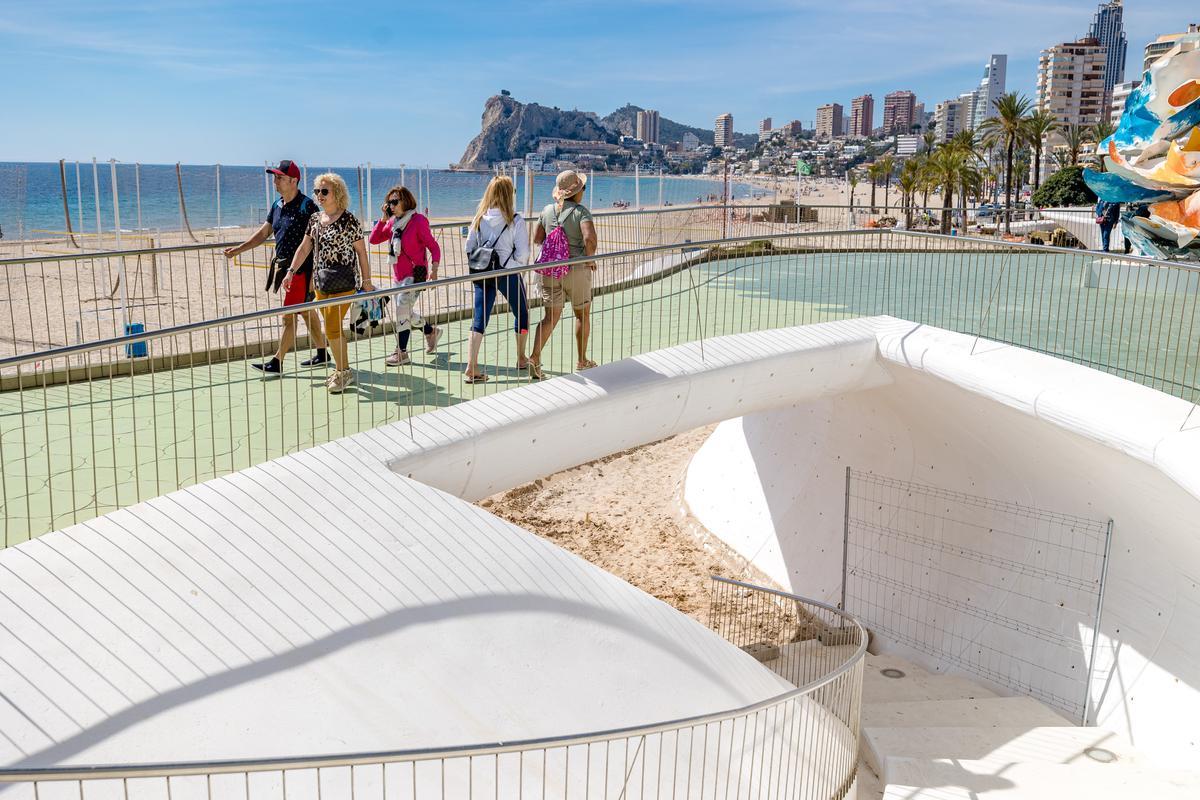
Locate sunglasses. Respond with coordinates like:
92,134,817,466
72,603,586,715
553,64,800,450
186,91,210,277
314,188,331,196
385,198,401,207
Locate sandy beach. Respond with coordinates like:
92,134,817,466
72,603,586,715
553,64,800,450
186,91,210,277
479,426,775,626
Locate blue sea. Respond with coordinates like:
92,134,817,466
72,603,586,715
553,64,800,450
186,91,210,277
0,162,766,240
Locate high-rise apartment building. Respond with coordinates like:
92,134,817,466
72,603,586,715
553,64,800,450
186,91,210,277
758,118,773,139
970,54,1007,129
912,102,925,130
1110,80,1140,123
1143,24,1200,72
1088,0,1127,109
815,103,843,140
635,110,660,144
933,99,964,142
882,91,917,135
849,94,874,138
1036,37,1108,128
714,113,734,148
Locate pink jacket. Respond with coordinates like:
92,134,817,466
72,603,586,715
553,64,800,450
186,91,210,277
369,213,441,282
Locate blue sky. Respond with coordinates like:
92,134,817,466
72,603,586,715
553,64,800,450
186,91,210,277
4,0,1195,167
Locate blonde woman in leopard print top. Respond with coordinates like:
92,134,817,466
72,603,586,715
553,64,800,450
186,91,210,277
284,173,374,393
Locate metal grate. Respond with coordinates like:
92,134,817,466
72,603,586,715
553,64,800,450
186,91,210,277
842,468,1112,723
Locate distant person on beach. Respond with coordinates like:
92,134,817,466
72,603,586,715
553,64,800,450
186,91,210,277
283,173,374,393
528,170,598,380
368,185,441,366
223,160,329,374
462,175,531,383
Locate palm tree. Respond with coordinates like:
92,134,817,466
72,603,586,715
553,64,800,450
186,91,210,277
949,129,985,223
878,155,896,211
926,146,977,234
1090,120,1116,146
848,170,859,210
979,92,1034,234
1024,110,1059,191
897,157,922,229
867,162,886,212
922,130,938,154
1058,124,1089,167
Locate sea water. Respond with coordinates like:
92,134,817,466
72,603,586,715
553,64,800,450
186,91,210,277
0,162,766,240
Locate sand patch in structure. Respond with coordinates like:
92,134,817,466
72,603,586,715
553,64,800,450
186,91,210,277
479,425,773,626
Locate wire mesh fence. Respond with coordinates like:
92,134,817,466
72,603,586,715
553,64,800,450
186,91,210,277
3,227,1199,544
843,468,1112,723
0,578,866,800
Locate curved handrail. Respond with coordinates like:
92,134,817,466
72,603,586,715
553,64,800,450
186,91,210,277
0,228,883,371
0,578,866,783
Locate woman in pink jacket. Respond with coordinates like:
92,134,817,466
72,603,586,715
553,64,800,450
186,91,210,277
368,186,442,366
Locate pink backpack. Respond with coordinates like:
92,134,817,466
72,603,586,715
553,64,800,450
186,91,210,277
535,206,573,278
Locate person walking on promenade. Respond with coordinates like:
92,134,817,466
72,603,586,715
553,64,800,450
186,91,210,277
463,175,531,383
283,173,374,393
368,186,442,366
224,159,329,374
1095,199,1122,252
528,170,598,380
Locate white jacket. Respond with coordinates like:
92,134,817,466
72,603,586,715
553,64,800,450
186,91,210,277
465,209,530,268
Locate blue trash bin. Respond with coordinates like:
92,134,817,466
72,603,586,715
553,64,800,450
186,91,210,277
125,322,148,358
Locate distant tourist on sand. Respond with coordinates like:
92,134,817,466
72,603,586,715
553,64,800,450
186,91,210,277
223,160,329,374
462,175,531,383
528,170,598,380
1095,199,1121,252
368,186,441,366
283,173,374,393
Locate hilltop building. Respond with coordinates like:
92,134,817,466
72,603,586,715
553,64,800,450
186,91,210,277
682,131,701,150
635,110,660,144
758,118,773,140
714,113,733,148
816,103,843,140
1088,0,1127,110
849,94,874,138
883,91,917,135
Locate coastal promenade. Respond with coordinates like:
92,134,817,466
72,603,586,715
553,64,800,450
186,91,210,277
3,224,1197,544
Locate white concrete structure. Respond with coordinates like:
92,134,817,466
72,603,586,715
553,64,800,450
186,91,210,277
684,320,1200,766
4,317,1200,796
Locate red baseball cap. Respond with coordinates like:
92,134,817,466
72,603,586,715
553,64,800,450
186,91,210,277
266,160,301,180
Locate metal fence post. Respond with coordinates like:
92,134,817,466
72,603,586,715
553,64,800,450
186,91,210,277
1082,518,1115,725
842,466,851,611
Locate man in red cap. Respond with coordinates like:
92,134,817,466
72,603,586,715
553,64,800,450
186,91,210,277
224,159,328,374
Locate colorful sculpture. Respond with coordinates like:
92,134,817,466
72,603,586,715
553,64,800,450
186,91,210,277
1085,44,1200,259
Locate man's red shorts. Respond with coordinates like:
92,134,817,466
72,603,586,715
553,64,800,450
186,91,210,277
283,271,311,307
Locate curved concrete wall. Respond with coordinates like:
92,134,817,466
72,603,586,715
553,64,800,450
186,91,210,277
686,323,1200,763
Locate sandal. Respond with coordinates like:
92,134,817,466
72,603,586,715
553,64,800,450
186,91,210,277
464,371,488,384
527,360,545,381
576,359,598,371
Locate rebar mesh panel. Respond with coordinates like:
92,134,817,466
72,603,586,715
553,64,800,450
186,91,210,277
844,469,1110,722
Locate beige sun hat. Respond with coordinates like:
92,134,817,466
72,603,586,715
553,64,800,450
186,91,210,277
552,169,588,201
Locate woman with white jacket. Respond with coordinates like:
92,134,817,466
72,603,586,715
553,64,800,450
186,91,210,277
463,176,531,383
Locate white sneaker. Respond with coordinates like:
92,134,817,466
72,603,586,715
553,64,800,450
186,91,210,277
385,348,411,366
328,369,355,394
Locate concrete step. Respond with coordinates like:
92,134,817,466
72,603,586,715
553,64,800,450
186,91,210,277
863,665,996,703
862,697,1072,730
863,726,1142,781
882,757,1200,800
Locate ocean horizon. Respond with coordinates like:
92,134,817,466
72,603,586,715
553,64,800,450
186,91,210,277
0,162,767,242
